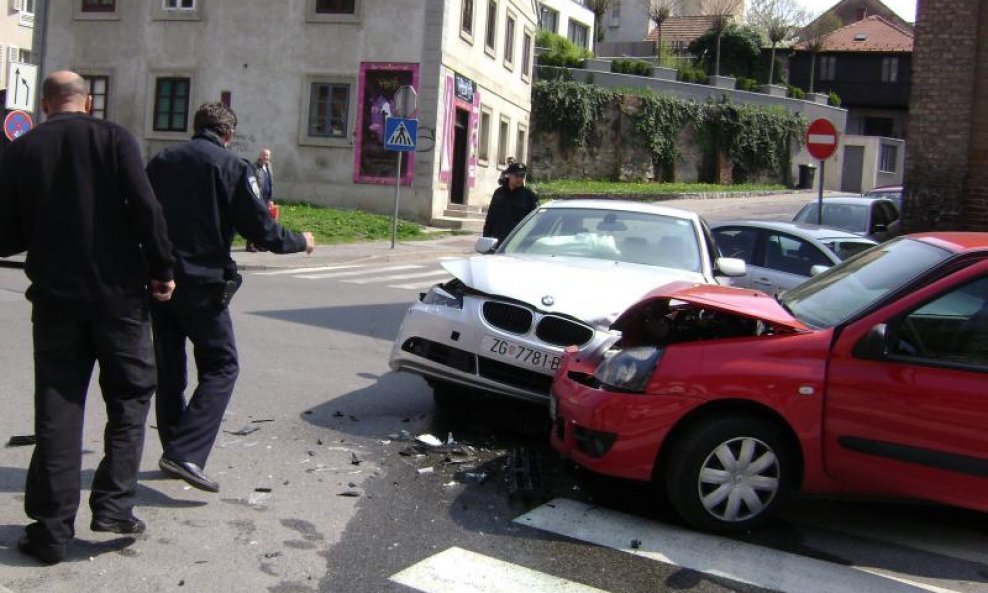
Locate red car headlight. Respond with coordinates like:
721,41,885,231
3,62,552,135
593,347,663,393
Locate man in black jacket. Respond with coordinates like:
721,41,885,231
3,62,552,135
147,102,314,494
482,162,539,244
0,70,176,564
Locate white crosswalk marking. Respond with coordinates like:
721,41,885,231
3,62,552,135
514,499,963,593
346,270,450,284
295,264,422,280
252,265,361,276
389,546,609,593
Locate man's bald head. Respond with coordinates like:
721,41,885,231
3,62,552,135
41,71,90,115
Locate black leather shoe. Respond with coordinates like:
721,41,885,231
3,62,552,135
18,535,66,565
159,457,220,493
91,516,146,534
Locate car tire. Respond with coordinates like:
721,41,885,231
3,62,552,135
429,380,472,409
663,416,793,533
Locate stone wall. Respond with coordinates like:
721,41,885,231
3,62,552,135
904,0,988,231
529,94,791,185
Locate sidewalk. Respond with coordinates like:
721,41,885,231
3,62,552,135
233,231,481,271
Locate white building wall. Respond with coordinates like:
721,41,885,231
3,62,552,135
1,1,35,92
43,0,519,223
537,0,594,51
601,0,727,44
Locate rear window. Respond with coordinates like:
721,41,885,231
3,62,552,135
794,203,868,233
822,240,875,260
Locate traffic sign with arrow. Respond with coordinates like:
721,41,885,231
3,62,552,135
5,62,38,112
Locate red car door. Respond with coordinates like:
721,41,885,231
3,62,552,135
823,260,988,511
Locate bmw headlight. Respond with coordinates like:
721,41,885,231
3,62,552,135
421,281,464,309
593,347,662,393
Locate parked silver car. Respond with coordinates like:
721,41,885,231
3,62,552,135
792,195,901,242
712,220,878,293
389,200,746,405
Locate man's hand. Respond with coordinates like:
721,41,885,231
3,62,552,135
303,232,315,254
151,279,175,302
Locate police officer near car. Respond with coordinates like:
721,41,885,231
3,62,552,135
483,161,538,244
146,102,315,493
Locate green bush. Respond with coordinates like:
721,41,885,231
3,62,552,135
536,30,591,68
787,85,805,100
827,91,842,106
678,64,709,84
611,58,653,76
735,77,759,92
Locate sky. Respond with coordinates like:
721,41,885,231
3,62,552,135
794,0,917,22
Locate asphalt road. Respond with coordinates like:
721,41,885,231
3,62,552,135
0,193,985,592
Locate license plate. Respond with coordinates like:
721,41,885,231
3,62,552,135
481,335,561,372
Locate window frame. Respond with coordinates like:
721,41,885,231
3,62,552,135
484,0,498,57
568,20,590,49
478,106,493,165
881,56,899,83
83,74,110,120
460,0,475,42
306,0,361,23
153,0,202,20
521,28,534,82
515,124,527,164
879,144,898,173
76,0,118,19
497,115,510,166
819,55,836,82
298,74,356,148
503,10,517,70
538,3,559,32
151,76,192,134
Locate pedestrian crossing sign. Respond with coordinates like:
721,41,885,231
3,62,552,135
384,117,418,152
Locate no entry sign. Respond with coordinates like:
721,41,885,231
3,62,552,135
805,118,838,160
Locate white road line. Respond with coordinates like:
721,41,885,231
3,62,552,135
390,279,446,290
346,270,450,284
790,509,988,567
296,264,421,279
389,546,609,593
514,499,961,593
252,265,361,276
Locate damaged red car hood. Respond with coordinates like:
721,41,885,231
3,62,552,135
614,281,812,332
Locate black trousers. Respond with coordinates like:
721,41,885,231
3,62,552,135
26,302,155,546
151,282,239,468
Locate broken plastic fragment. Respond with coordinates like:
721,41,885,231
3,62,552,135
224,425,260,436
417,466,434,474
5,435,36,447
416,434,442,447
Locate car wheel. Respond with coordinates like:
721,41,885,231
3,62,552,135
664,416,793,533
429,380,472,409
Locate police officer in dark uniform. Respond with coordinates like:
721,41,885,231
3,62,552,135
146,102,314,493
483,162,539,244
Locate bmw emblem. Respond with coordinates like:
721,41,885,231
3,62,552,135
541,295,555,306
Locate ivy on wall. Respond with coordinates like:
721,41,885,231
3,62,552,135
532,80,807,183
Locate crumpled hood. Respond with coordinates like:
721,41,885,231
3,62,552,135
442,255,707,326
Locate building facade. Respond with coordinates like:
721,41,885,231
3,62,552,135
904,0,988,232
37,0,537,225
536,0,594,51
1,0,35,106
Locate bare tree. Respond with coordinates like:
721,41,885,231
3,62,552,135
702,0,743,77
644,0,682,62
745,0,808,84
583,0,617,56
801,13,840,93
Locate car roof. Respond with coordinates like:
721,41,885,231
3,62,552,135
910,232,988,253
711,220,876,241
800,195,888,206
540,199,700,221
867,185,902,192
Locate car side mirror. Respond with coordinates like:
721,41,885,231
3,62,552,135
474,236,498,254
715,257,746,277
871,223,888,234
810,264,830,277
853,323,889,359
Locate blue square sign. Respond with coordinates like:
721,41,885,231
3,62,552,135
383,117,418,152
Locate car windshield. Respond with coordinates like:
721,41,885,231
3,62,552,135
502,207,703,272
794,203,868,233
821,239,876,260
779,238,952,328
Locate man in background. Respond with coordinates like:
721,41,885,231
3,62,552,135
246,148,273,252
483,161,538,244
0,70,175,564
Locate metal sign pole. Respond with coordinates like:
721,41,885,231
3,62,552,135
391,151,403,249
817,159,825,225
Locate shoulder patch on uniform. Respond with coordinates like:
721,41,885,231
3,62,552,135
246,174,262,201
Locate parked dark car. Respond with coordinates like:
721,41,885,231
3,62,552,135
712,220,877,293
792,196,900,242
865,185,903,210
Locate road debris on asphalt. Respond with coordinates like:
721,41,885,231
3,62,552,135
224,425,260,436
5,435,36,447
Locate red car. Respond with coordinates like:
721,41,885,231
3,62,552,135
551,232,988,533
